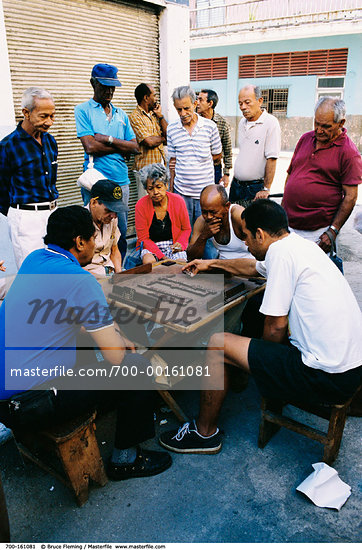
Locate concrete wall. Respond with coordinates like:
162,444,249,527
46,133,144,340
160,2,190,123
191,33,362,150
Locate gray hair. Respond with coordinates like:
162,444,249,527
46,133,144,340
315,96,346,123
172,86,196,103
139,163,170,190
21,87,54,111
240,84,262,100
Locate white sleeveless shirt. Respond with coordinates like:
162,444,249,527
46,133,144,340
212,204,252,259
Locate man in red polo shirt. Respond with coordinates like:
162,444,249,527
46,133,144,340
283,97,362,253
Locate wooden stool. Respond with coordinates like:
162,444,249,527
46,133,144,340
258,386,361,465
17,411,108,506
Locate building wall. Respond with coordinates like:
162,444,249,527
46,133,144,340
191,33,362,150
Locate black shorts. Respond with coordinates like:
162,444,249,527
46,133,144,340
248,339,362,405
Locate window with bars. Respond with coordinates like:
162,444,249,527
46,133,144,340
239,49,348,78
190,57,228,80
261,89,288,115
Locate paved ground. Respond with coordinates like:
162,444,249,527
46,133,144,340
0,153,361,543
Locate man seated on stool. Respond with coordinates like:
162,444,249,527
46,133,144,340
187,184,252,262
159,200,362,454
0,206,172,479
84,179,126,276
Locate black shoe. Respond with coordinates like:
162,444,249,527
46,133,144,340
107,447,172,480
159,420,222,454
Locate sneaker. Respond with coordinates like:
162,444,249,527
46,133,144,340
107,446,172,480
159,420,222,454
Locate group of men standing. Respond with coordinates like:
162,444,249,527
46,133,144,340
1,61,360,269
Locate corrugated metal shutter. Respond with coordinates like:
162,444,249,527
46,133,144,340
3,0,160,235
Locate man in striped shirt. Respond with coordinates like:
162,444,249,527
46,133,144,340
167,86,222,232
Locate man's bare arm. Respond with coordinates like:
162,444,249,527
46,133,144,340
263,315,289,343
169,157,176,192
89,325,129,364
318,185,358,252
110,243,123,274
95,135,139,155
142,136,166,149
212,152,222,163
182,257,260,278
152,104,168,138
80,135,139,156
255,158,277,200
187,216,221,261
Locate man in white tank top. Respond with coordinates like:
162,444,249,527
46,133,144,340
187,184,252,261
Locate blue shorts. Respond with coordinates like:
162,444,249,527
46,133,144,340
248,339,362,405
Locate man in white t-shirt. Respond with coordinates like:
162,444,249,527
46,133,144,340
230,85,281,207
159,199,362,454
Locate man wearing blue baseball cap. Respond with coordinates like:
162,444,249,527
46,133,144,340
74,64,140,259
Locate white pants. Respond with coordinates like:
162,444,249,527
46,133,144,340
7,206,55,269
289,226,329,244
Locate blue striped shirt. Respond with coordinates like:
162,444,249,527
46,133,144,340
0,122,58,216
167,114,222,198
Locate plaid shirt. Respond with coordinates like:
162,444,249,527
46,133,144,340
129,105,166,170
0,122,58,216
213,111,233,176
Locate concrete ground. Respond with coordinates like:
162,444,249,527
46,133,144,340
0,153,361,543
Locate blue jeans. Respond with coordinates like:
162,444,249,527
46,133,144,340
81,185,129,260
214,164,222,184
229,178,264,208
173,190,218,260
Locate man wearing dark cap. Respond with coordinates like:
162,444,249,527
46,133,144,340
84,179,127,276
74,64,139,259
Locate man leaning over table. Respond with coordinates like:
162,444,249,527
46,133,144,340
159,200,362,454
84,179,126,276
0,206,172,480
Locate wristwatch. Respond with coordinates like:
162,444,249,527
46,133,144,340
108,135,114,145
329,225,339,235
263,187,270,192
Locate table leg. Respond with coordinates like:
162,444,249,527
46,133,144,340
158,390,188,423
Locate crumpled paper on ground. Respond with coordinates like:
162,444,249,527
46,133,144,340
296,462,351,510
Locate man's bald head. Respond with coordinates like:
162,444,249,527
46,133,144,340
200,185,230,225
200,184,228,208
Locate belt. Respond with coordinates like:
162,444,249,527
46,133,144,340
233,178,264,186
11,201,57,211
